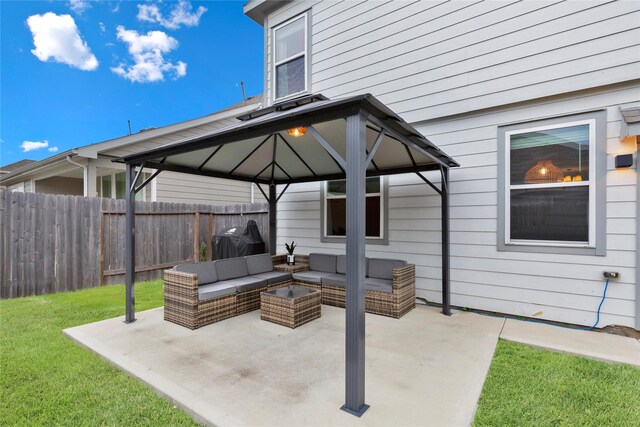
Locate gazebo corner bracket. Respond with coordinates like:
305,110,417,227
129,162,145,193
308,125,346,170
365,130,385,168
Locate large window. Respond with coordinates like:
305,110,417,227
273,13,307,101
322,177,386,242
504,119,597,248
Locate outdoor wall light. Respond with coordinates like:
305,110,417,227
615,153,633,168
287,127,308,137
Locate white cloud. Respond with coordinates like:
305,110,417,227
48,146,59,152
99,22,106,33
26,13,98,71
21,140,50,152
111,26,186,83
68,0,91,15
137,0,207,30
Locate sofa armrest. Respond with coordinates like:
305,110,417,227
163,269,199,292
271,254,310,265
392,264,415,290
271,254,287,265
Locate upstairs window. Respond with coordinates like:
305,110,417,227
505,120,596,246
273,13,307,100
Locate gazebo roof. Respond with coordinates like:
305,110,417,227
114,94,459,185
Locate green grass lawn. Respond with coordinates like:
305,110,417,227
3,283,639,426
0,280,197,426
474,339,640,426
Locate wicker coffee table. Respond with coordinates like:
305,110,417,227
260,285,321,328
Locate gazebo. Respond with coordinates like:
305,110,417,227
115,93,459,416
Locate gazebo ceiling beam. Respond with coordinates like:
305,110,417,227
228,134,272,175
277,133,318,177
275,164,442,185
143,160,271,185
198,145,223,170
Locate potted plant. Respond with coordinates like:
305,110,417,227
285,241,297,265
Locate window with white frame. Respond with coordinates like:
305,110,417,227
97,172,146,201
323,177,384,240
505,120,596,246
273,13,307,101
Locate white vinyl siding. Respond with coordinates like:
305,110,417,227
155,172,252,205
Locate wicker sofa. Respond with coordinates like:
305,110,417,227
163,254,291,329
163,253,415,330
293,254,416,319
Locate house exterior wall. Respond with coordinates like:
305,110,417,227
154,172,252,205
35,176,83,195
263,1,640,112
262,1,640,328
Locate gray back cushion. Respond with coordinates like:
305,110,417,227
214,258,249,281
367,258,406,280
245,253,273,275
174,261,217,285
309,253,337,273
336,255,346,274
336,255,369,275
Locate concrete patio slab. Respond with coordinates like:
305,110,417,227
64,305,504,427
501,319,640,368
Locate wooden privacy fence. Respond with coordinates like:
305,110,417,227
0,190,269,298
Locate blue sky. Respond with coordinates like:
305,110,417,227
0,0,263,166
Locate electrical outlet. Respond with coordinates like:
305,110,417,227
603,271,619,279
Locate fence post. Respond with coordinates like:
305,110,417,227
193,212,200,262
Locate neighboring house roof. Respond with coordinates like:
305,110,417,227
0,95,263,186
0,159,36,174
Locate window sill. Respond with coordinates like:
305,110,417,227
273,90,309,105
321,236,389,246
498,242,604,257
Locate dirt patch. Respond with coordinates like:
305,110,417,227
601,324,640,339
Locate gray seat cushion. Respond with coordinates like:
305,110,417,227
293,271,334,284
365,277,393,293
321,273,346,287
252,271,292,285
309,253,337,273
245,253,273,275
214,258,249,281
198,282,237,301
174,261,217,285
219,276,267,293
367,258,407,280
